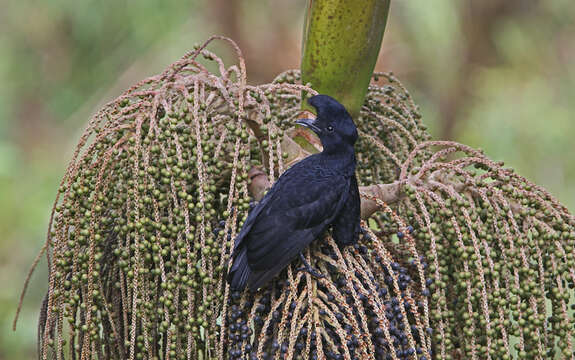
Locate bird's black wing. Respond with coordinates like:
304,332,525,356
246,161,348,268
246,176,348,290
229,173,279,257
332,174,361,247
234,157,350,290
229,161,309,258
227,165,304,290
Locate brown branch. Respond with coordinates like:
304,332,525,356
247,161,524,220
247,165,405,219
243,120,410,219
248,167,270,202
244,115,524,220
358,182,403,218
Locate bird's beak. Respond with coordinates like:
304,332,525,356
296,118,322,135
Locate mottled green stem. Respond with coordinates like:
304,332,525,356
301,0,391,119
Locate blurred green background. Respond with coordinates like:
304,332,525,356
1,0,573,358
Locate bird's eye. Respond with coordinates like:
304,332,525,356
327,125,334,132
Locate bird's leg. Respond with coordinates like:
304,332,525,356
296,253,325,278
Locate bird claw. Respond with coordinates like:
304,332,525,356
359,226,373,241
297,253,325,278
296,266,325,278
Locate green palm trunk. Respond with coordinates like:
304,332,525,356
301,0,391,119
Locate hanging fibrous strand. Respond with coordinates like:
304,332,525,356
14,36,575,360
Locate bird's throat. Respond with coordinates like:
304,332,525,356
319,150,356,174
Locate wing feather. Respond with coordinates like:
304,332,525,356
228,154,355,291
332,175,361,247
246,171,347,271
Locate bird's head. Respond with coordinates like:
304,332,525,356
296,94,358,154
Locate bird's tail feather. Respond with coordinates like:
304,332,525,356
227,248,250,291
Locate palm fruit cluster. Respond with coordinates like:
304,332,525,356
20,37,575,360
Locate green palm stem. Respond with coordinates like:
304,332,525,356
301,0,391,119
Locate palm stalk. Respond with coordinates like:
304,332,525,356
301,0,391,119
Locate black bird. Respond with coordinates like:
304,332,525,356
227,94,361,291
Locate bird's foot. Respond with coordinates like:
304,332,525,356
297,253,325,279
359,226,373,241
296,265,325,278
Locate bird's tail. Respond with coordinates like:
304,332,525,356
227,247,250,291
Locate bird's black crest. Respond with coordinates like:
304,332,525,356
308,94,352,121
